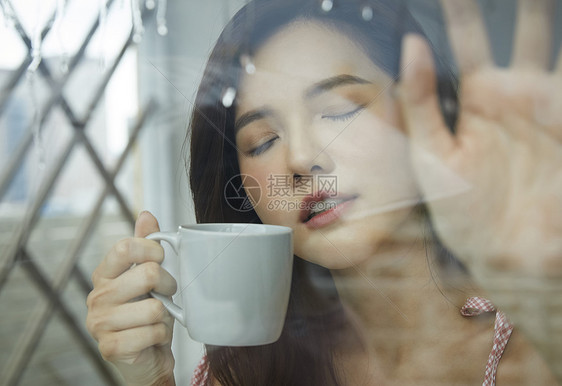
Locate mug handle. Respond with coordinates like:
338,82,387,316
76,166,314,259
146,231,186,327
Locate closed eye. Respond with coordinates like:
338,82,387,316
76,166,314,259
247,136,278,157
322,105,365,122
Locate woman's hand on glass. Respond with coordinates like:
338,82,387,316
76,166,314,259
399,0,561,279
398,0,561,377
86,211,177,385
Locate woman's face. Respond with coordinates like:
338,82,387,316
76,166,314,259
235,21,420,269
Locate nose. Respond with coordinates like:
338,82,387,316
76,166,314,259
286,124,335,176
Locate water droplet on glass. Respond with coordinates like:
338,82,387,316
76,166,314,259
27,70,46,170
54,0,69,74
361,5,373,21
240,54,256,74
99,0,108,71
245,62,256,74
145,0,155,10
156,0,167,36
56,0,67,21
157,24,167,35
131,0,144,43
28,27,42,72
222,87,236,108
321,0,333,12
0,0,16,29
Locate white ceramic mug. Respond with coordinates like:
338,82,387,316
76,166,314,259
147,223,293,346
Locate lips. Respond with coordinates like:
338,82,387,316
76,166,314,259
300,192,358,228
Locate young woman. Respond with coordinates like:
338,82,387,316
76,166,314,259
86,0,562,384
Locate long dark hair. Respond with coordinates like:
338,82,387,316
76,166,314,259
188,0,458,384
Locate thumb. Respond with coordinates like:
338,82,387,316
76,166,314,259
398,35,471,203
134,211,160,238
398,34,454,157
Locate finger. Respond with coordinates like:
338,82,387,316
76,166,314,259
135,211,160,238
98,323,172,362
108,262,177,304
87,298,173,338
512,0,555,69
439,0,493,73
94,238,164,282
399,34,455,157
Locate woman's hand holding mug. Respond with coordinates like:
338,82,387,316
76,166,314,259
87,210,294,384
86,211,177,386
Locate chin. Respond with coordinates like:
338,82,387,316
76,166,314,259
293,210,416,270
294,227,383,270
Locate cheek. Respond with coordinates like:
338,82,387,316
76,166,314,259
238,157,294,226
338,111,411,172
252,188,298,228
330,109,420,211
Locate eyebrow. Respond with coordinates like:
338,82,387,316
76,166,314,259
234,108,274,134
304,74,371,99
234,74,371,133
